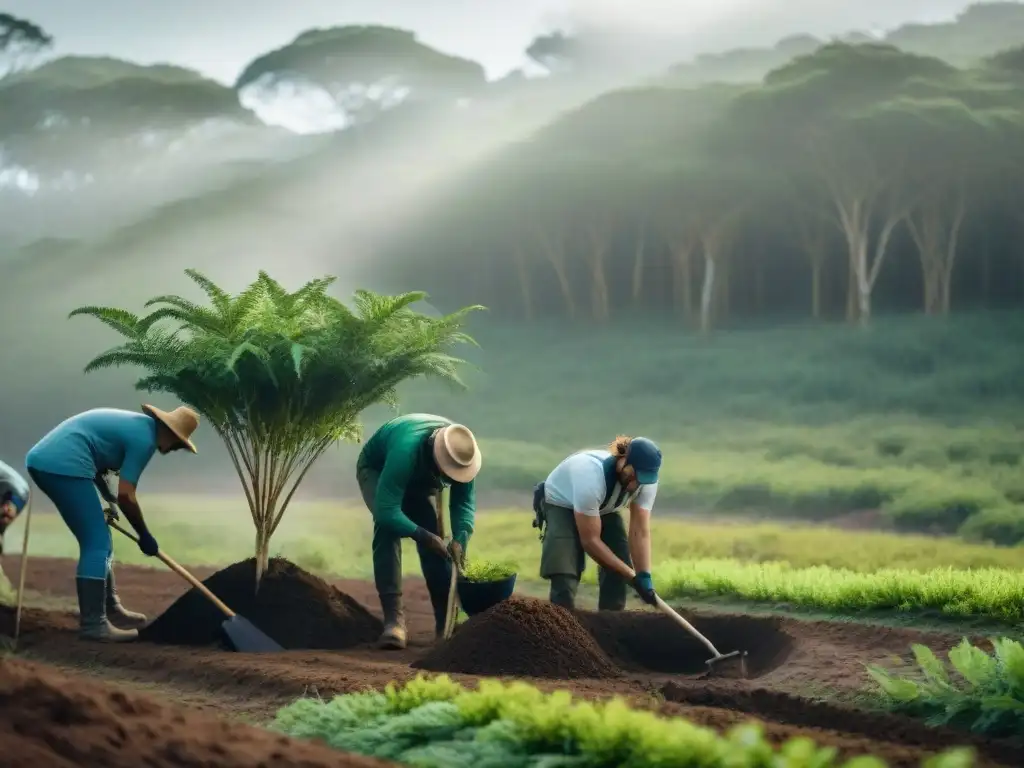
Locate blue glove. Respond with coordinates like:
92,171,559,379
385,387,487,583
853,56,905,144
631,571,657,606
138,531,160,557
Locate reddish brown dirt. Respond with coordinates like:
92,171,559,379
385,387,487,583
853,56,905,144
138,557,382,649
414,596,620,679
0,656,389,767
1,555,1021,768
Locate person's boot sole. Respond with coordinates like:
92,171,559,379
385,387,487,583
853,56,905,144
378,630,407,650
79,630,139,643
108,612,148,630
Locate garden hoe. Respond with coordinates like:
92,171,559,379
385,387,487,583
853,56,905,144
435,488,460,641
654,595,748,678
104,510,284,653
12,487,34,649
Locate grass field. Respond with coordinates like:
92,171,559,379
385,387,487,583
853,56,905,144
367,310,1024,545
5,495,1024,625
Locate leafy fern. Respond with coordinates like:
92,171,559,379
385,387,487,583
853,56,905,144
867,637,1024,738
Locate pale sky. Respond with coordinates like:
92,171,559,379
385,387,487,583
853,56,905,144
5,0,974,85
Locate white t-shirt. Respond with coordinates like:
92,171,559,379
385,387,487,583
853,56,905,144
543,450,657,517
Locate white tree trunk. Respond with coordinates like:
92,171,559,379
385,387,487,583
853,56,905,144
699,253,715,334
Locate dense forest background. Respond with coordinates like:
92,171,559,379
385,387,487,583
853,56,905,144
2,4,1023,545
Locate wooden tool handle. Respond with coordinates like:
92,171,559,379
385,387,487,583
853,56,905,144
107,518,235,618
654,595,721,657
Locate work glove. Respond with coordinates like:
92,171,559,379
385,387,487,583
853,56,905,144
411,526,450,561
137,530,160,557
447,539,465,572
631,571,657,607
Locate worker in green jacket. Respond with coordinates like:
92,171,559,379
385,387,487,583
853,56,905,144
356,413,482,649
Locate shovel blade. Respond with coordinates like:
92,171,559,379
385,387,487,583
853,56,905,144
221,615,284,653
705,650,748,678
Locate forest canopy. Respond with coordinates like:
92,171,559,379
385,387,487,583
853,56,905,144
378,41,1024,330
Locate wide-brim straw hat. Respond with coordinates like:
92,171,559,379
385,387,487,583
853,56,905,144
141,404,199,454
433,423,481,484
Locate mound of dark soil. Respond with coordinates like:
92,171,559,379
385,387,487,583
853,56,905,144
139,557,382,650
0,657,387,768
575,609,794,678
413,596,620,679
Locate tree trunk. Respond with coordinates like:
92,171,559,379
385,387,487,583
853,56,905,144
586,227,611,322
796,215,828,320
632,225,646,303
513,248,533,320
905,191,966,316
834,194,903,328
537,229,575,318
700,253,715,334
671,242,694,322
846,257,858,323
254,526,271,592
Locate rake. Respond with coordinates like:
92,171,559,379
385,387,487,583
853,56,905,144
654,595,748,677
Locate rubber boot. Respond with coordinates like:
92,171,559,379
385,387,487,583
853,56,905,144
77,578,138,643
377,594,407,650
105,568,147,629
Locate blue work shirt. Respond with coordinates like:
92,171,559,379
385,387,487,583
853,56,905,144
0,458,30,510
26,408,158,486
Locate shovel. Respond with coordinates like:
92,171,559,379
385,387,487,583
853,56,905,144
654,595,748,677
105,514,284,653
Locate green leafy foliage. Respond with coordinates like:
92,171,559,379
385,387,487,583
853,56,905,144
657,559,1024,623
70,269,484,583
459,559,518,583
274,674,976,767
868,637,1024,738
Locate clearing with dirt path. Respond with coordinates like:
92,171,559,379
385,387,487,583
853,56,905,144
2,555,1020,767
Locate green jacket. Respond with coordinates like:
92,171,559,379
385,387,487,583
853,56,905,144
358,413,476,548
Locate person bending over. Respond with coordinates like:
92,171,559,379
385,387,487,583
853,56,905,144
534,435,662,612
356,413,481,649
26,405,199,642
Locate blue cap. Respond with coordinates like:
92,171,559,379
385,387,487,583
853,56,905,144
626,437,661,485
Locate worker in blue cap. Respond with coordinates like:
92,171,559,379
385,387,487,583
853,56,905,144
531,435,662,612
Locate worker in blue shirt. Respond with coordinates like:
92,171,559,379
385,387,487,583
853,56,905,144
26,405,200,642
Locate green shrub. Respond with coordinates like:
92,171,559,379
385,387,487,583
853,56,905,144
459,559,518,582
274,674,976,767
957,507,1024,547
868,638,1024,739
656,558,1024,622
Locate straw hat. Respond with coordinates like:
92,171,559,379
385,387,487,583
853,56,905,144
432,423,481,484
141,404,199,453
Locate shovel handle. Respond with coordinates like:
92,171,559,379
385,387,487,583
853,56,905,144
107,518,235,619
654,595,722,658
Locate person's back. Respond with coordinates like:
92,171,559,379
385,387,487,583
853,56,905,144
27,408,156,479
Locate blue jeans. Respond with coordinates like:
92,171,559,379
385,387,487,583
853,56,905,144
28,468,112,580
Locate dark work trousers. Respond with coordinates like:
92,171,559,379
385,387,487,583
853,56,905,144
356,465,452,632
538,501,631,611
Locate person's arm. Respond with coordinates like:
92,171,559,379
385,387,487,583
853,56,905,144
628,484,657,574
115,479,154,540
449,480,475,552
116,435,158,548
570,464,634,580
373,450,421,538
